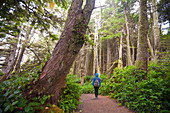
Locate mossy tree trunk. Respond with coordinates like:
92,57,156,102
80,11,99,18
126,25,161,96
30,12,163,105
24,0,95,104
135,0,148,79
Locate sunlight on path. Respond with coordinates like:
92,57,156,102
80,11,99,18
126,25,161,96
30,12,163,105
76,94,133,113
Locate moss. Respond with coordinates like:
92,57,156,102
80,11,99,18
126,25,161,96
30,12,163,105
136,60,142,67
41,104,63,113
0,71,3,77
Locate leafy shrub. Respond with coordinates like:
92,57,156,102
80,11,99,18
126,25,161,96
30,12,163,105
81,82,94,94
0,66,47,113
100,61,170,112
100,74,107,82
84,76,92,83
58,75,82,113
66,74,81,83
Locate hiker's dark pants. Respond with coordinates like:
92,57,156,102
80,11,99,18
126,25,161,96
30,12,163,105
94,86,99,98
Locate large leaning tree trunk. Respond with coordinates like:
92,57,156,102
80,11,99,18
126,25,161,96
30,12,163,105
24,0,95,104
135,0,148,79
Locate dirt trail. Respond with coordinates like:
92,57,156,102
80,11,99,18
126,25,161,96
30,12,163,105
76,94,133,113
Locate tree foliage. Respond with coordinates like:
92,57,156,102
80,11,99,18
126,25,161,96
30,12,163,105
99,61,170,112
158,0,170,23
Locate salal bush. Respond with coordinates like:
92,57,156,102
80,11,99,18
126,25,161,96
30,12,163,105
100,61,170,113
59,74,82,113
0,66,49,113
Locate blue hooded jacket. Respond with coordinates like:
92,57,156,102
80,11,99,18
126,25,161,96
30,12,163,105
92,73,101,87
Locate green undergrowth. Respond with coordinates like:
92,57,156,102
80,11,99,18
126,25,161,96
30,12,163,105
0,66,46,113
0,70,83,113
100,59,170,112
58,74,82,113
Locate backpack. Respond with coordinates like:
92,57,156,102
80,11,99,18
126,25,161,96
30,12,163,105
94,77,99,87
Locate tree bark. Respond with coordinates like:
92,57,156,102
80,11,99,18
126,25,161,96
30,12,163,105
84,44,88,76
24,0,95,104
102,45,106,74
81,44,85,86
94,19,101,75
152,0,160,63
135,0,148,79
118,32,123,69
106,39,111,78
0,34,19,82
124,4,132,66
14,46,25,73
84,42,90,76
147,35,155,60
75,53,81,78
72,60,76,75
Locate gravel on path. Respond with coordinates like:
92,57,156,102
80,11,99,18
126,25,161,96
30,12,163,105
76,94,133,113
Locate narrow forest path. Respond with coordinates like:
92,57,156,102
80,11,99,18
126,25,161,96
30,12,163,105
76,94,133,113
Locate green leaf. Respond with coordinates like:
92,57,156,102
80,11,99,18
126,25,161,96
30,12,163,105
4,105,10,112
12,101,19,105
8,94,14,98
24,106,30,112
0,109,2,113
4,92,9,97
18,102,26,107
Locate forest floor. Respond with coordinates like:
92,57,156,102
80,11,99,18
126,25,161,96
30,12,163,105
76,94,133,113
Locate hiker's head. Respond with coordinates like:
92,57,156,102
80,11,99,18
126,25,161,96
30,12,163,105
95,73,99,77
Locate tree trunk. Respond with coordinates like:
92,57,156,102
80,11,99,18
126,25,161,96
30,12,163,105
24,0,95,104
118,32,123,69
92,40,96,75
135,0,148,79
14,46,25,73
81,44,85,86
147,35,155,60
94,19,100,75
84,43,89,76
152,0,160,63
99,35,102,73
124,4,132,66
76,53,81,78
131,38,135,64
0,35,19,82
107,39,111,78
98,9,102,75
102,45,106,74
72,60,76,75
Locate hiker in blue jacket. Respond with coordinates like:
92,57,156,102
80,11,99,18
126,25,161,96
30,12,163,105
92,73,101,98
